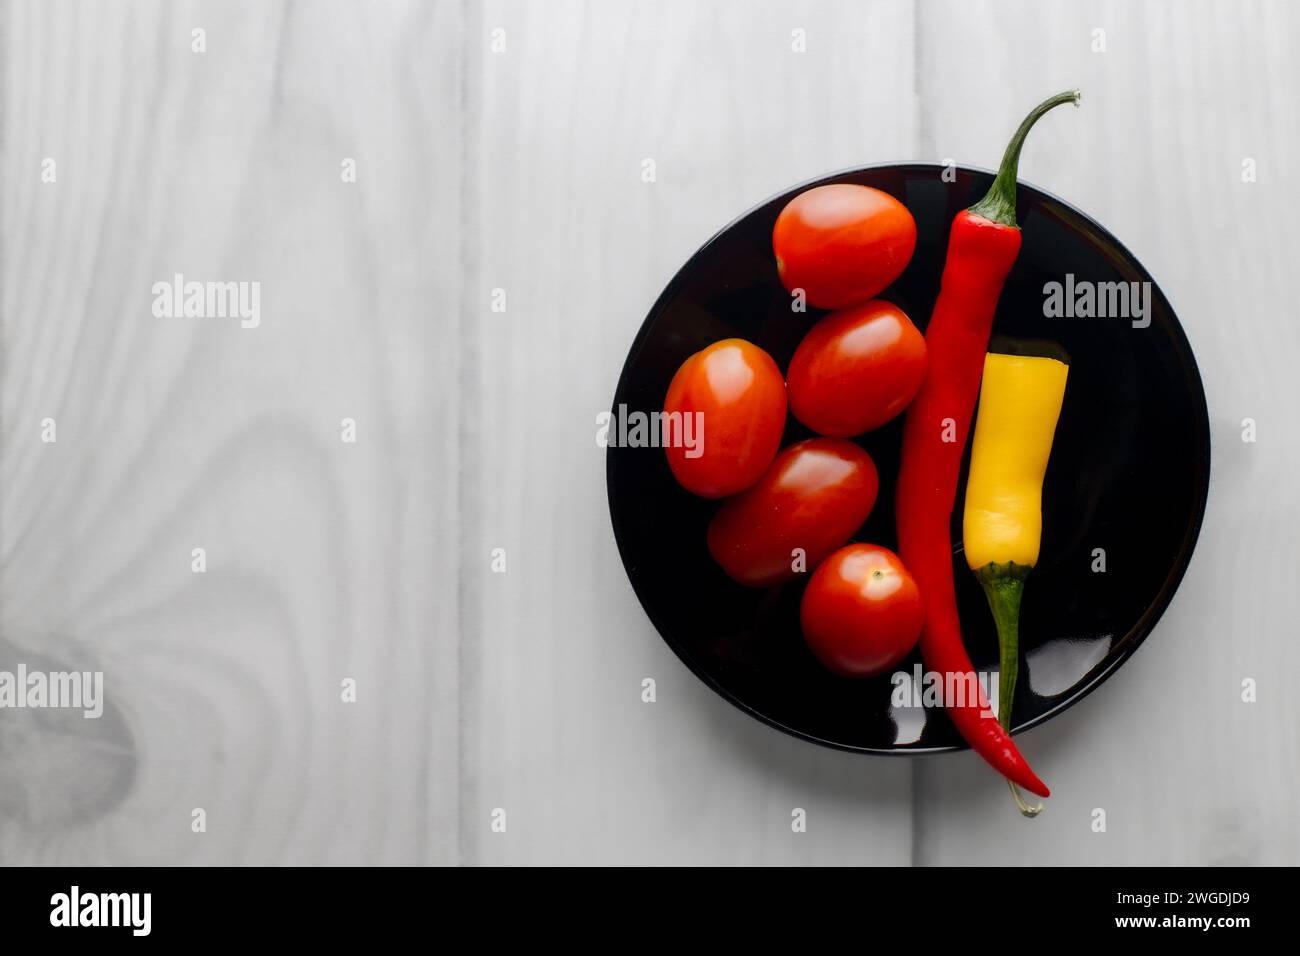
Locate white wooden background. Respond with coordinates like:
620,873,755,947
1,0,1295,866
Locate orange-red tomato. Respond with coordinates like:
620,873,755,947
787,300,927,437
663,338,787,498
772,184,916,310
800,543,924,678
707,438,878,587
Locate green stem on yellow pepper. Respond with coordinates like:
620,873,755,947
976,560,1043,818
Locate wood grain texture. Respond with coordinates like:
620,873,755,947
910,0,1300,865
1,0,466,864
462,0,918,865
1,0,1295,866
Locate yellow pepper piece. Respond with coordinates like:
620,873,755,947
963,353,1069,570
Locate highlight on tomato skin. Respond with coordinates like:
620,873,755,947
662,338,787,499
707,438,878,588
800,543,924,678
787,299,928,437
772,183,917,311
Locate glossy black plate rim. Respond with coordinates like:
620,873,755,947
606,161,1212,756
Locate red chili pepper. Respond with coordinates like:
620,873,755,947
896,90,1080,799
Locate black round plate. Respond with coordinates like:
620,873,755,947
606,164,1210,754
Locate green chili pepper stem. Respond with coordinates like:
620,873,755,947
976,562,1028,727
976,561,1043,818
967,89,1081,229
1006,779,1042,817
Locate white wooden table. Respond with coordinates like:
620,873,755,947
2,0,1295,865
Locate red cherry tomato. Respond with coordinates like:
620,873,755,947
772,184,916,310
707,438,878,588
787,300,927,437
663,338,787,498
800,543,923,678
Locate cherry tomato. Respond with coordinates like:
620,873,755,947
800,543,923,678
707,438,878,587
663,338,787,498
787,300,927,437
772,184,916,310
